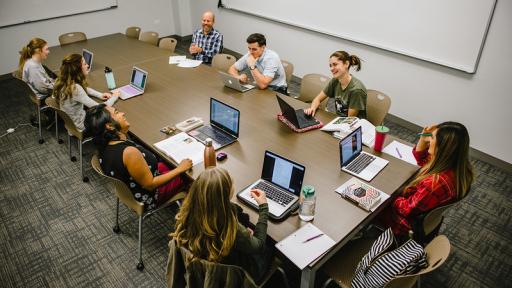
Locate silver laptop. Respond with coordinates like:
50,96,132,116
340,126,389,181
237,150,305,220
115,67,148,100
82,49,93,72
188,98,240,150
218,71,255,92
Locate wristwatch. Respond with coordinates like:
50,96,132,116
250,65,256,70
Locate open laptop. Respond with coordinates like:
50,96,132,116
339,126,389,181
218,71,255,92
114,67,148,100
237,150,305,220
82,49,93,72
188,98,240,150
276,94,320,129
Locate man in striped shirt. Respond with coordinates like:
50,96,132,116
189,11,223,64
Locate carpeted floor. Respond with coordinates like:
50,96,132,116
0,39,510,288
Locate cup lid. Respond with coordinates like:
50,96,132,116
302,185,315,196
376,126,390,133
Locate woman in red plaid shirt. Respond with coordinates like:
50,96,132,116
381,121,474,236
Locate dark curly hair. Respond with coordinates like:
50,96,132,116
84,104,121,149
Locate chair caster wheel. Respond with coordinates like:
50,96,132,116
83,176,89,182
58,139,64,144
71,156,77,162
113,225,121,234
39,139,44,144
136,262,144,271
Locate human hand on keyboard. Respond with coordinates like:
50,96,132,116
250,189,267,205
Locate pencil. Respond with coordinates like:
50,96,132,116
395,147,402,158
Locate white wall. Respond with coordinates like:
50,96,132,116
190,1,512,165
0,0,175,74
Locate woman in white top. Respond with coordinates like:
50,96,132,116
18,38,55,100
53,53,119,131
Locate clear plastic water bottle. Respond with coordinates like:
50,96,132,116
299,185,316,221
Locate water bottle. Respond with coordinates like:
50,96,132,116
104,66,116,90
203,138,216,168
299,185,316,221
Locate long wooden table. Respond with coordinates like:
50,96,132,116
47,34,419,287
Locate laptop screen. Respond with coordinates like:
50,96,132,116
130,67,147,90
261,150,305,195
210,98,240,137
82,49,93,71
339,126,363,167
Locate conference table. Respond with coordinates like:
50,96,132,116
46,34,419,287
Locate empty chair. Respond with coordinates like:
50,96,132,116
322,235,451,288
298,73,330,103
211,53,237,73
366,89,392,126
125,26,141,39
91,155,186,271
281,60,294,87
139,31,159,46
158,37,178,53
58,32,87,45
45,97,91,182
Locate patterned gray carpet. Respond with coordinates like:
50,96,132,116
0,41,510,288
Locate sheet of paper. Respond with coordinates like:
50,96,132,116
382,140,418,166
169,55,186,64
177,59,202,68
154,132,204,165
275,223,335,269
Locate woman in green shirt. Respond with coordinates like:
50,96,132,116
304,51,367,118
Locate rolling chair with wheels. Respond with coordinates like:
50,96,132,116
58,32,87,45
366,89,392,126
139,31,159,46
158,37,178,53
212,53,237,73
125,26,141,39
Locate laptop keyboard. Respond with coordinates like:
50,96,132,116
121,85,139,95
195,125,233,145
253,181,294,206
346,153,376,174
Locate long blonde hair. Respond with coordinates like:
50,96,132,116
18,38,47,74
171,167,238,262
405,121,474,199
53,54,88,104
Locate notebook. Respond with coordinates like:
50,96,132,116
188,98,239,150
82,49,93,72
335,177,389,212
218,71,255,92
276,94,320,129
114,67,148,100
339,126,389,181
237,150,305,221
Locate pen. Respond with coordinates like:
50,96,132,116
303,233,324,243
395,147,402,159
417,132,432,137
349,120,358,129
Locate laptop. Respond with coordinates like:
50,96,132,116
219,71,255,92
188,98,240,150
82,49,93,72
339,126,389,181
115,67,148,100
276,94,320,129
237,150,305,220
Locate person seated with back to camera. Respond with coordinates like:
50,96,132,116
84,104,192,211
304,51,367,118
228,33,288,95
52,53,119,131
169,167,273,284
377,121,474,238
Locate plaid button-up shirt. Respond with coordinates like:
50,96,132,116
191,28,223,63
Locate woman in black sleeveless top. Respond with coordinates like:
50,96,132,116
85,104,192,210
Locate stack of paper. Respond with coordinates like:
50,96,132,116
177,59,202,68
154,132,204,165
275,223,335,269
331,118,376,147
169,55,186,64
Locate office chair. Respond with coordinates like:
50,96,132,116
298,73,330,109
125,26,141,39
139,31,159,46
45,97,91,182
322,235,451,288
91,155,186,271
281,60,294,88
212,53,237,73
410,202,457,246
158,37,178,53
366,89,392,126
58,32,87,45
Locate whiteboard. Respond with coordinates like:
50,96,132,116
0,0,118,28
220,0,496,73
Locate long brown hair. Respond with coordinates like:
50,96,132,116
53,54,88,104
330,50,362,71
171,167,238,262
405,121,474,199
18,38,47,74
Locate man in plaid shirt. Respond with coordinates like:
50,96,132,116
189,11,223,64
